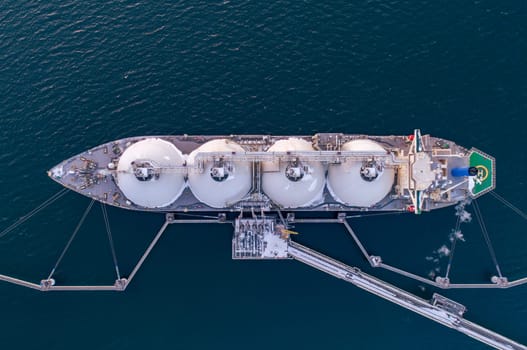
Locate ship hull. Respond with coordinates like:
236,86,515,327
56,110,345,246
48,132,495,214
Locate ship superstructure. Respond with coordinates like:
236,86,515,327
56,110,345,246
48,130,495,214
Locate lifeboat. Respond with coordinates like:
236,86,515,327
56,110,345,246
262,138,325,208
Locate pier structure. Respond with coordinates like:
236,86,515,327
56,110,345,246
289,213,527,289
1,212,527,350
287,241,526,350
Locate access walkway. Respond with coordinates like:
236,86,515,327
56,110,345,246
288,241,527,350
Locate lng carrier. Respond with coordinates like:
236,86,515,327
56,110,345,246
3,129,527,350
47,129,495,213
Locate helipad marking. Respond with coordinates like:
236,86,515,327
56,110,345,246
476,165,489,182
469,149,495,197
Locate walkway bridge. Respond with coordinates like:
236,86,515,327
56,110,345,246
288,241,527,350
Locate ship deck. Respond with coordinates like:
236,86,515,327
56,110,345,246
48,133,493,213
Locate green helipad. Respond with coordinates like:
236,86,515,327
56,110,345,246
468,148,496,197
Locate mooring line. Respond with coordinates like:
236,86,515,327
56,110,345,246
101,203,121,280
47,199,95,280
0,188,69,239
490,191,527,221
445,216,461,279
473,199,503,278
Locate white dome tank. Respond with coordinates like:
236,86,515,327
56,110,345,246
328,139,394,207
187,139,252,208
116,138,186,208
262,138,325,208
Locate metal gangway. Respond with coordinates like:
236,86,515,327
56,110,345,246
287,241,527,350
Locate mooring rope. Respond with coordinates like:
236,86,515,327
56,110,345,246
490,191,527,221
100,203,121,280
47,199,95,280
0,188,69,239
473,199,503,278
445,215,461,279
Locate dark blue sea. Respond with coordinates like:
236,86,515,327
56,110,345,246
0,1,526,349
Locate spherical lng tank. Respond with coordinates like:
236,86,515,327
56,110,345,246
116,138,186,208
262,138,325,208
328,139,394,207
187,139,252,208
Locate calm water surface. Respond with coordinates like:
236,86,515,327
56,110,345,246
0,1,526,349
